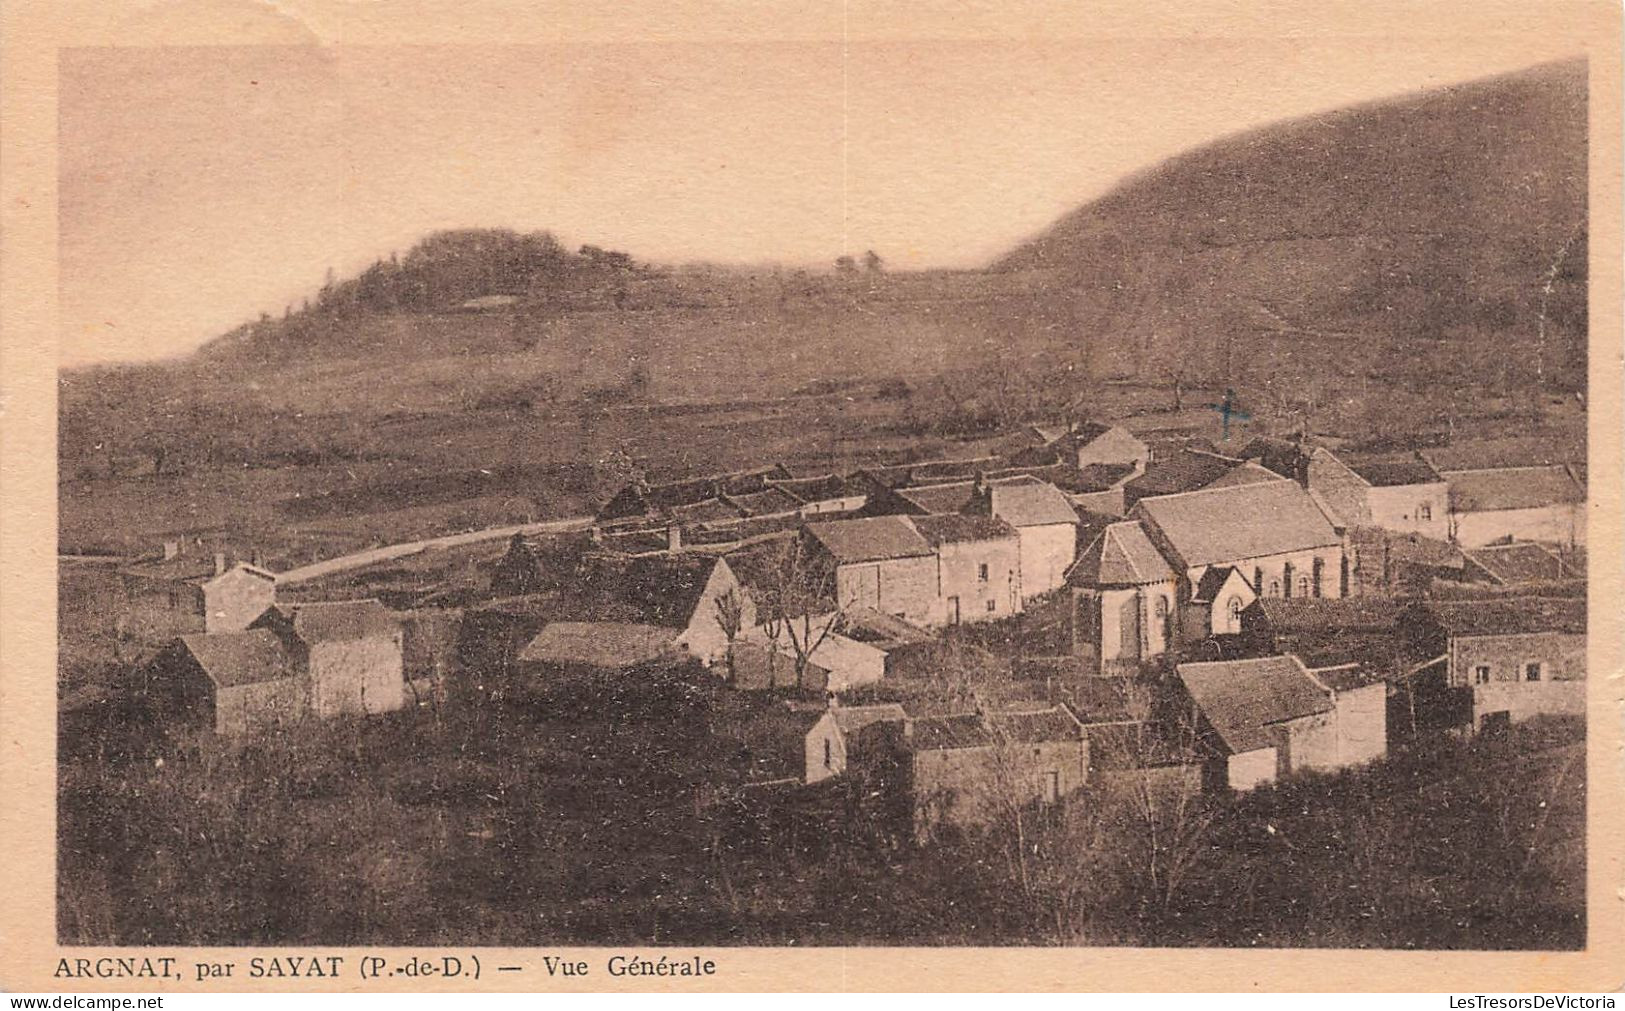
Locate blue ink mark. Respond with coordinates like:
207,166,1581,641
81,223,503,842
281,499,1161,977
1206,388,1252,441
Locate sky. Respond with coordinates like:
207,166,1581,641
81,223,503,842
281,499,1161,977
59,39,1583,366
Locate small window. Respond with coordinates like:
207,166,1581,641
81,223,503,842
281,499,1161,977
978,562,989,582
1226,596,1243,626
1419,503,1432,521
1154,596,1169,618
1525,662,1542,682
1474,665,1491,684
823,738,832,768
1297,575,1310,598
986,599,997,613
1253,567,1264,593
1269,580,1281,597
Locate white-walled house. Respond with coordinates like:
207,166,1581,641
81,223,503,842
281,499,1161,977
1177,654,1386,791
1438,465,1586,547
1305,449,1449,539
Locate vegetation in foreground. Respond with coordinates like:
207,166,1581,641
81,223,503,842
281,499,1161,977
58,669,1585,950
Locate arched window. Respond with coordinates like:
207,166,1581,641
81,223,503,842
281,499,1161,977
1253,567,1264,594
1226,595,1243,630
1312,557,1325,598
1282,562,1295,598
1419,502,1432,521
1153,595,1170,643
1297,575,1310,597
1269,579,1281,597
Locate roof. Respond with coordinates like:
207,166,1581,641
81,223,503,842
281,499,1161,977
1349,527,1465,570
1421,437,1583,473
1306,662,1389,693
517,621,677,668
178,630,298,689
1133,481,1341,568
826,703,908,735
771,474,866,503
905,706,1083,751
727,487,804,516
1345,458,1443,487
806,515,933,563
987,477,1081,527
1177,655,1333,754
581,554,726,627
895,481,978,515
1249,596,1404,633
912,513,1017,546
277,599,399,643
667,497,748,524
1191,565,1250,604
1125,449,1240,500
1203,460,1288,490
1421,597,1586,637
1069,521,1175,587
1446,466,1585,512
1465,542,1568,585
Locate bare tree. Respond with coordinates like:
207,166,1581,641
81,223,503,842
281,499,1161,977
753,536,846,690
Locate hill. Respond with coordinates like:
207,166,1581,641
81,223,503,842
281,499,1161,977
995,58,1588,394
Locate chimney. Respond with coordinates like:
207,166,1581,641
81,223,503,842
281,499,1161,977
213,551,227,576
162,540,180,561
667,525,683,552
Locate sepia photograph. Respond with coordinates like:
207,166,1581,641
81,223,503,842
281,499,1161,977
5,0,1619,991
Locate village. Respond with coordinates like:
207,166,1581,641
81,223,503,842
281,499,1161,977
72,413,1587,846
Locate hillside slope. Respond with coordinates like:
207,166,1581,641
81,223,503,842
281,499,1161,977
995,59,1588,391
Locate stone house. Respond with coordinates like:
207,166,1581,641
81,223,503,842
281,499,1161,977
803,516,939,626
1398,597,1585,731
577,553,757,668
1185,565,1258,640
803,702,907,784
1016,421,1150,473
252,600,406,717
116,551,277,643
853,705,1089,842
149,630,303,736
1305,450,1449,539
912,513,1023,624
973,476,1080,599
1066,520,1178,672
1177,654,1387,791
148,597,405,734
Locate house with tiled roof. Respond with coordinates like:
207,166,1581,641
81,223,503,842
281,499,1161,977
146,597,406,734
1131,479,1346,606
148,630,304,735
975,476,1081,598
803,516,938,627
1177,654,1386,791
1436,465,1585,548
1397,597,1585,731
1065,521,1177,673
252,600,406,717
851,705,1088,840
575,553,756,668
914,514,1022,625
1121,447,1247,508
117,546,278,644
1306,448,1449,538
